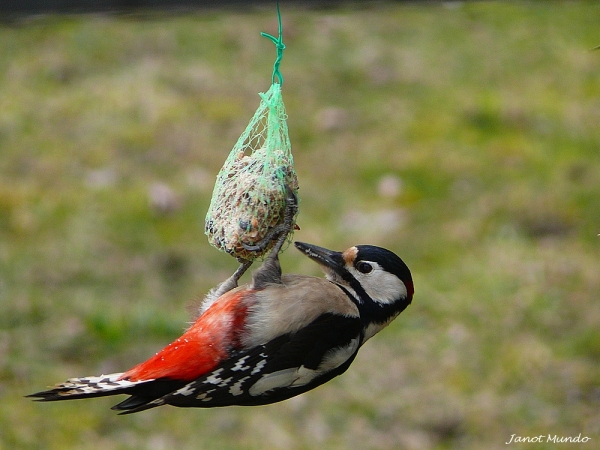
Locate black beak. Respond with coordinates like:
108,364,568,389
294,242,346,274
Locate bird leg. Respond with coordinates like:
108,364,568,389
200,186,298,314
213,258,253,297
252,185,298,289
219,185,297,293
198,258,253,316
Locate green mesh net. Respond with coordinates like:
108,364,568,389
205,82,298,261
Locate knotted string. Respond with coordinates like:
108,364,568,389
260,1,285,85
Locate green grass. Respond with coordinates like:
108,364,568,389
1,2,599,449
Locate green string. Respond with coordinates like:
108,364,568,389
260,1,285,86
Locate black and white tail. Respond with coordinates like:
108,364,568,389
28,373,145,401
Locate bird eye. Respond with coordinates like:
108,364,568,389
356,262,373,274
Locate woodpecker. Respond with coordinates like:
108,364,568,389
29,192,413,413
29,239,413,413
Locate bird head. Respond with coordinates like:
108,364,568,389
295,241,413,340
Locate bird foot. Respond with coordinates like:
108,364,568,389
204,185,298,311
242,185,298,255
214,259,253,296
251,186,298,289
199,259,253,316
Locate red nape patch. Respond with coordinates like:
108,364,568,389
121,289,250,382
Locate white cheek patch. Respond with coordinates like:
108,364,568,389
349,262,406,304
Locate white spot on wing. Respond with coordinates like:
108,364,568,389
205,369,224,385
249,369,297,396
174,383,196,396
231,356,250,372
203,368,234,387
196,392,211,401
251,359,267,375
290,366,317,386
194,389,216,402
229,376,250,396
219,377,233,387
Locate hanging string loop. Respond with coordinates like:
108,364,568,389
260,1,285,85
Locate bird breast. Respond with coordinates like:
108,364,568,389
241,274,360,348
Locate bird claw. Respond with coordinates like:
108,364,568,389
207,185,298,302
242,185,298,255
250,185,298,289
241,223,286,253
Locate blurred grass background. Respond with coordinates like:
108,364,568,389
1,2,599,449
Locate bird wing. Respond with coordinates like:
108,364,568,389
31,275,363,413
114,312,362,413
